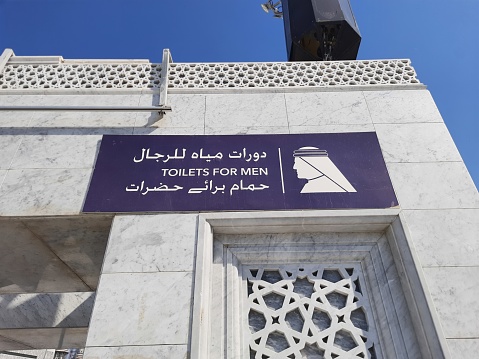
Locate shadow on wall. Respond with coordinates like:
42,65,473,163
0,216,112,293
0,293,94,329
0,216,111,350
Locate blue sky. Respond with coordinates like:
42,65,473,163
1,0,478,187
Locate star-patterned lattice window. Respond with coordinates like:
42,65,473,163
245,264,379,359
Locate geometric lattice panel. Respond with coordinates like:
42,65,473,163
0,63,162,90
0,59,419,91
245,264,380,359
168,59,419,89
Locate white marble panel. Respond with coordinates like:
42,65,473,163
289,124,374,134
0,113,34,128
0,292,94,328
0,170,6,187
215,223,389,234
0,135,23,169
364,90,443,124
29,111,138,130
23,216,112,289
204,93,288,128
136,93,160,108
366,245,410,358
133,126,204,135
203,209,399,232
10,135,100,169
135,93,205,128
0,168,91,216
4,95,139,130
375,123,462,163
402,209,479,267
0,94,48,106
423,266,479,338
26,94,141,107
103,214,197,273
0,95,24,106
86,272,192,346
385,219,447,359
217,231,381,246
375,236,422,358
0,95,46,127
24,94,140,129
83,345,188,359
447,339,479,356
0,334,32,350
204,125,289,135
0,350,55,359
285,91,371,126
0,221,90,293
0,328,87,349
387,162,479,209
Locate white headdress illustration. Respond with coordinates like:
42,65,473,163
293,147,356,193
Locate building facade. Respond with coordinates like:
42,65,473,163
0,48,478,358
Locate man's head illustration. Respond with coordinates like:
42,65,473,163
293,147,328,179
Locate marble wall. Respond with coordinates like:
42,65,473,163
1,86,478,357
83,214,197,359
0,349,56,359
0,217,110,349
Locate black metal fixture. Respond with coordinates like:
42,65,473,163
262,0,361,61
261,0,283,18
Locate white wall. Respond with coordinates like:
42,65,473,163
1,86,478,357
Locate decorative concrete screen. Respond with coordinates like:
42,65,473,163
0,59,419,90
168,60,419,89
0,63,162,89
245,264,380,358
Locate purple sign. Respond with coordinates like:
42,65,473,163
83,133,397,212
